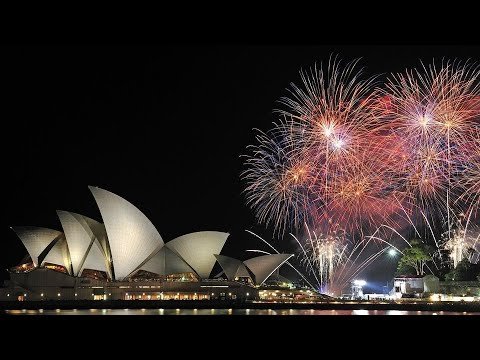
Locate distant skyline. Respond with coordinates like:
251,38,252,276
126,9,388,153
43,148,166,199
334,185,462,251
2,45,480,291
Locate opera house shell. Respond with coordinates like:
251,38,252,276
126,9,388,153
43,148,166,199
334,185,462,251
0,186,293,301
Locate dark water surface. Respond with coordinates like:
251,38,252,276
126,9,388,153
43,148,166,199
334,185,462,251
3,308,479,315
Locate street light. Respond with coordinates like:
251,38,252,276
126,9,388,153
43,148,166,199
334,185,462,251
388,248,397,257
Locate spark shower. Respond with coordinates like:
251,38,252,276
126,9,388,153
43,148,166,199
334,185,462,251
242,56,480,292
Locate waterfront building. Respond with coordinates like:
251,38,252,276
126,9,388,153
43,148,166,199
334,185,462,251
393,274,480,301
0,186,293,301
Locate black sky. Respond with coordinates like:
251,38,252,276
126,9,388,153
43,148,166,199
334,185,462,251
2,45,480,290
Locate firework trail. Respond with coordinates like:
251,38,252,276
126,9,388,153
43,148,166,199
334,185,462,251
299,227,348,288
243,120,313,234
441,209,480,266
243,56,392,236
243,57,480,288
371,203,480,271
458,129,480,213
289,222,406,295
382,59,480,221
278,56,383,231
245,227,396,296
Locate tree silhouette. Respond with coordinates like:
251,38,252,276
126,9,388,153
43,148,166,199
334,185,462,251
396,240,432,276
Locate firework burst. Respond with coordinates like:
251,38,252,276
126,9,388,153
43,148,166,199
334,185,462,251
246,226,396,296
243,56,480,265
243,121,313,234
243,56,388,235
441,210,480,267
323,133,406,233
291,224,396,295
300,226,348,288
458,130,480,212
382,59,480,220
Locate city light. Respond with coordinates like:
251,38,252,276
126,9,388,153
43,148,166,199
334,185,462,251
353,280,366,287
388,249,397,257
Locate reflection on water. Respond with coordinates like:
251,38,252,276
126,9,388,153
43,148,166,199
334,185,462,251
3,309,479,315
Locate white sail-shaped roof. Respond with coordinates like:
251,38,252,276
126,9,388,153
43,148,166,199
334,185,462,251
41,237,72,274
236,263,251,278
88,186,164,280
243,253,293,285
80,240,109,275
166,231,229,279
139,246,194,275
88,222,110,261
80,217,112,278
83,219,111,267
214,254,251,281
57,211,101,276
11,226,63,267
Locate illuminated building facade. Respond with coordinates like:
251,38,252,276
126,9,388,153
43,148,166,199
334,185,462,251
0,186,292,301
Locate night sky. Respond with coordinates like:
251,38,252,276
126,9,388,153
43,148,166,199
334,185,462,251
2,45,480,292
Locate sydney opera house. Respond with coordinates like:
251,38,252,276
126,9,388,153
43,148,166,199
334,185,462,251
0,186,295,302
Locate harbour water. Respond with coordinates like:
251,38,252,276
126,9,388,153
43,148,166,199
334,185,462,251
3,308,479,315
